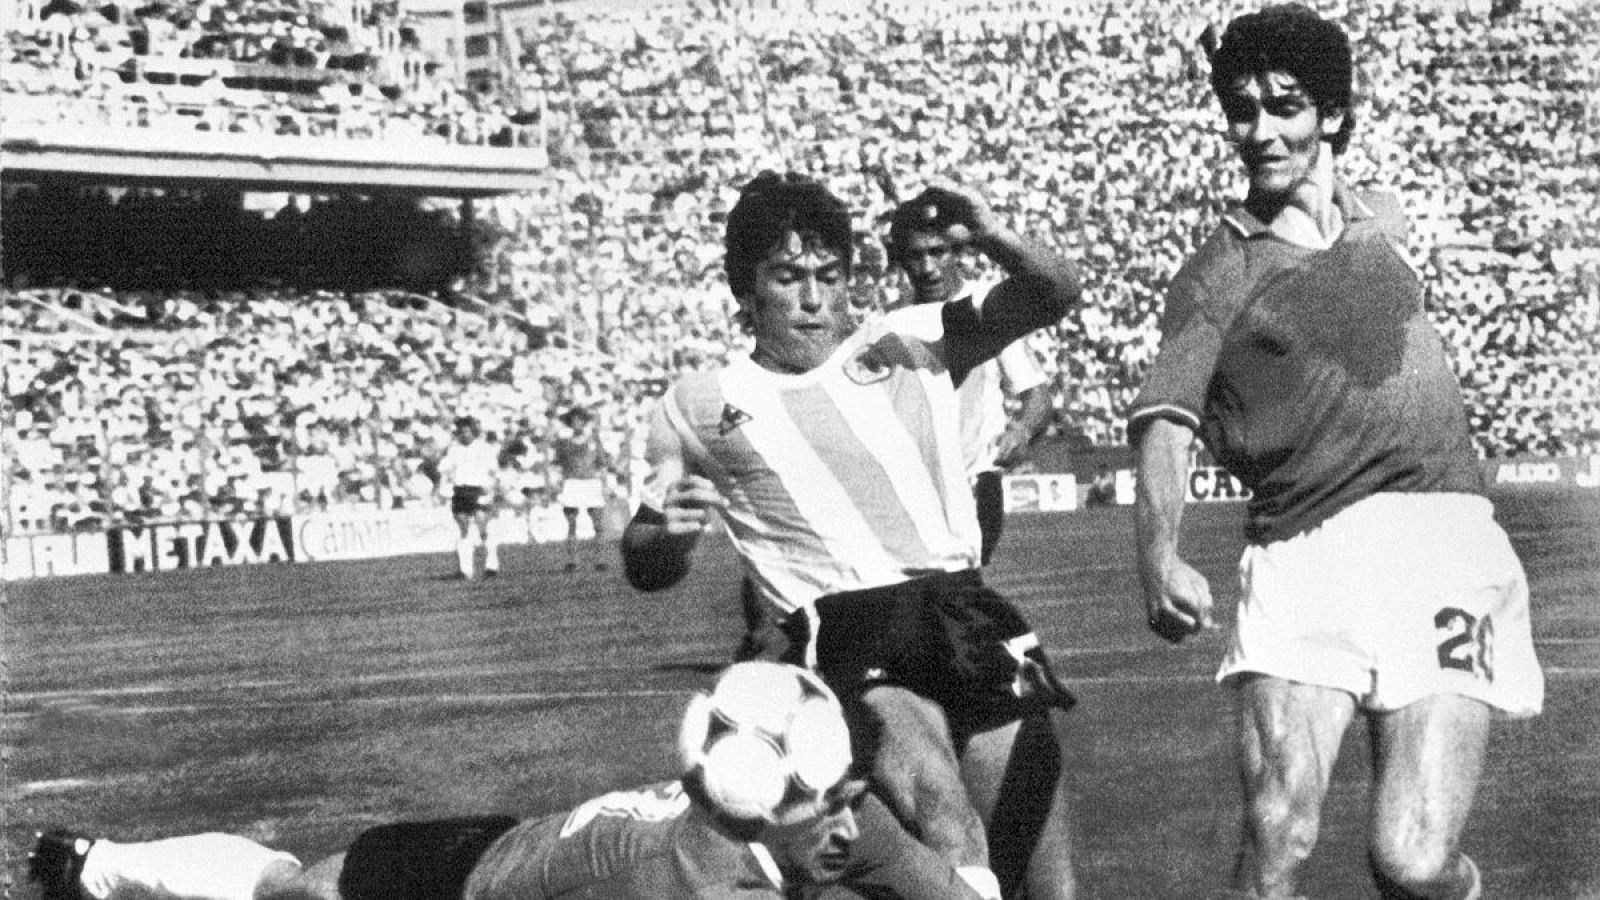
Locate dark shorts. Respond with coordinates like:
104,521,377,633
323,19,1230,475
339,815,519,900
451,486,488,517
781,570,1074,743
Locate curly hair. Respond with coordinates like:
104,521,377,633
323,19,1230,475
1209,3,1356,154
885,186,977,264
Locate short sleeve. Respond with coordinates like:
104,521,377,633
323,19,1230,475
1125,244,1231,438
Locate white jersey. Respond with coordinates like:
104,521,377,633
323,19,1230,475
439,438,500,489
644,305,982,614
954,281,1048,479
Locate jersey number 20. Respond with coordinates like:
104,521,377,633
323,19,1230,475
1434,607,1494,681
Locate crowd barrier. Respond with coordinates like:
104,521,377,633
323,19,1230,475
5,455,1596,581
0,502,610,581
1106,455,1600,506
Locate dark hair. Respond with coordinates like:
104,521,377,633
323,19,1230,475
723,171,853,301
1208,3,1355,154
885,187,974,264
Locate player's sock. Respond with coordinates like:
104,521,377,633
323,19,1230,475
1370,850,1481,900
457,536,478,577
78,834,298,900
1455,854,1482,900
955,865,1001,900
483,537,500,574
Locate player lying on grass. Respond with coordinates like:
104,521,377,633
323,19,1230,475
623,171,1081,899
28,662,983,900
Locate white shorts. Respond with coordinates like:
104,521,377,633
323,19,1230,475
558,478,605,511
1220,492,1543,717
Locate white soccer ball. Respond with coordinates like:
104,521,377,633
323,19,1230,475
679,661,853,824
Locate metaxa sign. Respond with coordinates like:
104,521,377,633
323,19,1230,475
107,518,295,572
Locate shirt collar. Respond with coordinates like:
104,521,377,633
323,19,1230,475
747,841,786,890
1221,181,1375,239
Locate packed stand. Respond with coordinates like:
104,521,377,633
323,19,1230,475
493,0,1599,452
0,0,533,145
3,286,652,534
5,0,1599,535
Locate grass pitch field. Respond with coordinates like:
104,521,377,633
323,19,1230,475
6,492,1599,898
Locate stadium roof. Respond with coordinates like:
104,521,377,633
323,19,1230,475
0,119,548,198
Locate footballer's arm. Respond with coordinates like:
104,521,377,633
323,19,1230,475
993,381,1054,469
942,203,1079,381
621,402,726,592
1133,416,1215,642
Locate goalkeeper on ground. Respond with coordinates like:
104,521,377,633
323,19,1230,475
28,663,981,900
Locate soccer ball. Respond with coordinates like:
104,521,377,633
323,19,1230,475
678,662,853,824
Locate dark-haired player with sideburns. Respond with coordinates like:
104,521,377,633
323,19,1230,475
622,171,1082,899
1127,6,1544,899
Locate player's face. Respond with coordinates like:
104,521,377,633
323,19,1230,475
1220,71,1344,201
454,424,477,444
740,231,853,374
898,230,962,306
765,779,866,885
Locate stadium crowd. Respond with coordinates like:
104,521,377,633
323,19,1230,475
4,0,1599,534
0,0,534,145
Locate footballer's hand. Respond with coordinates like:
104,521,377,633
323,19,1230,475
1143,556,1215,644
991,427,1031,469
660,475,727,535
920,180,997,246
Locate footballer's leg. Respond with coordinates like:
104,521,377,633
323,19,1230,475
1232,675,1356,898
859,685,996,899
31,831,308,900
561,507,581,571
478,511,500,577
1365,695,1490,900
257,852,344,900
971,472,1004,567
962,710,1077,899
587,506,608,569
453,513,478,579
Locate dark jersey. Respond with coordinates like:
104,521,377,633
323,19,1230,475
457,780,979,900
461,781,780,899
1128,187,1484,544
552,428,607,481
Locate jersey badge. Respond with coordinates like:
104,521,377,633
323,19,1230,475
718,403,753,435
